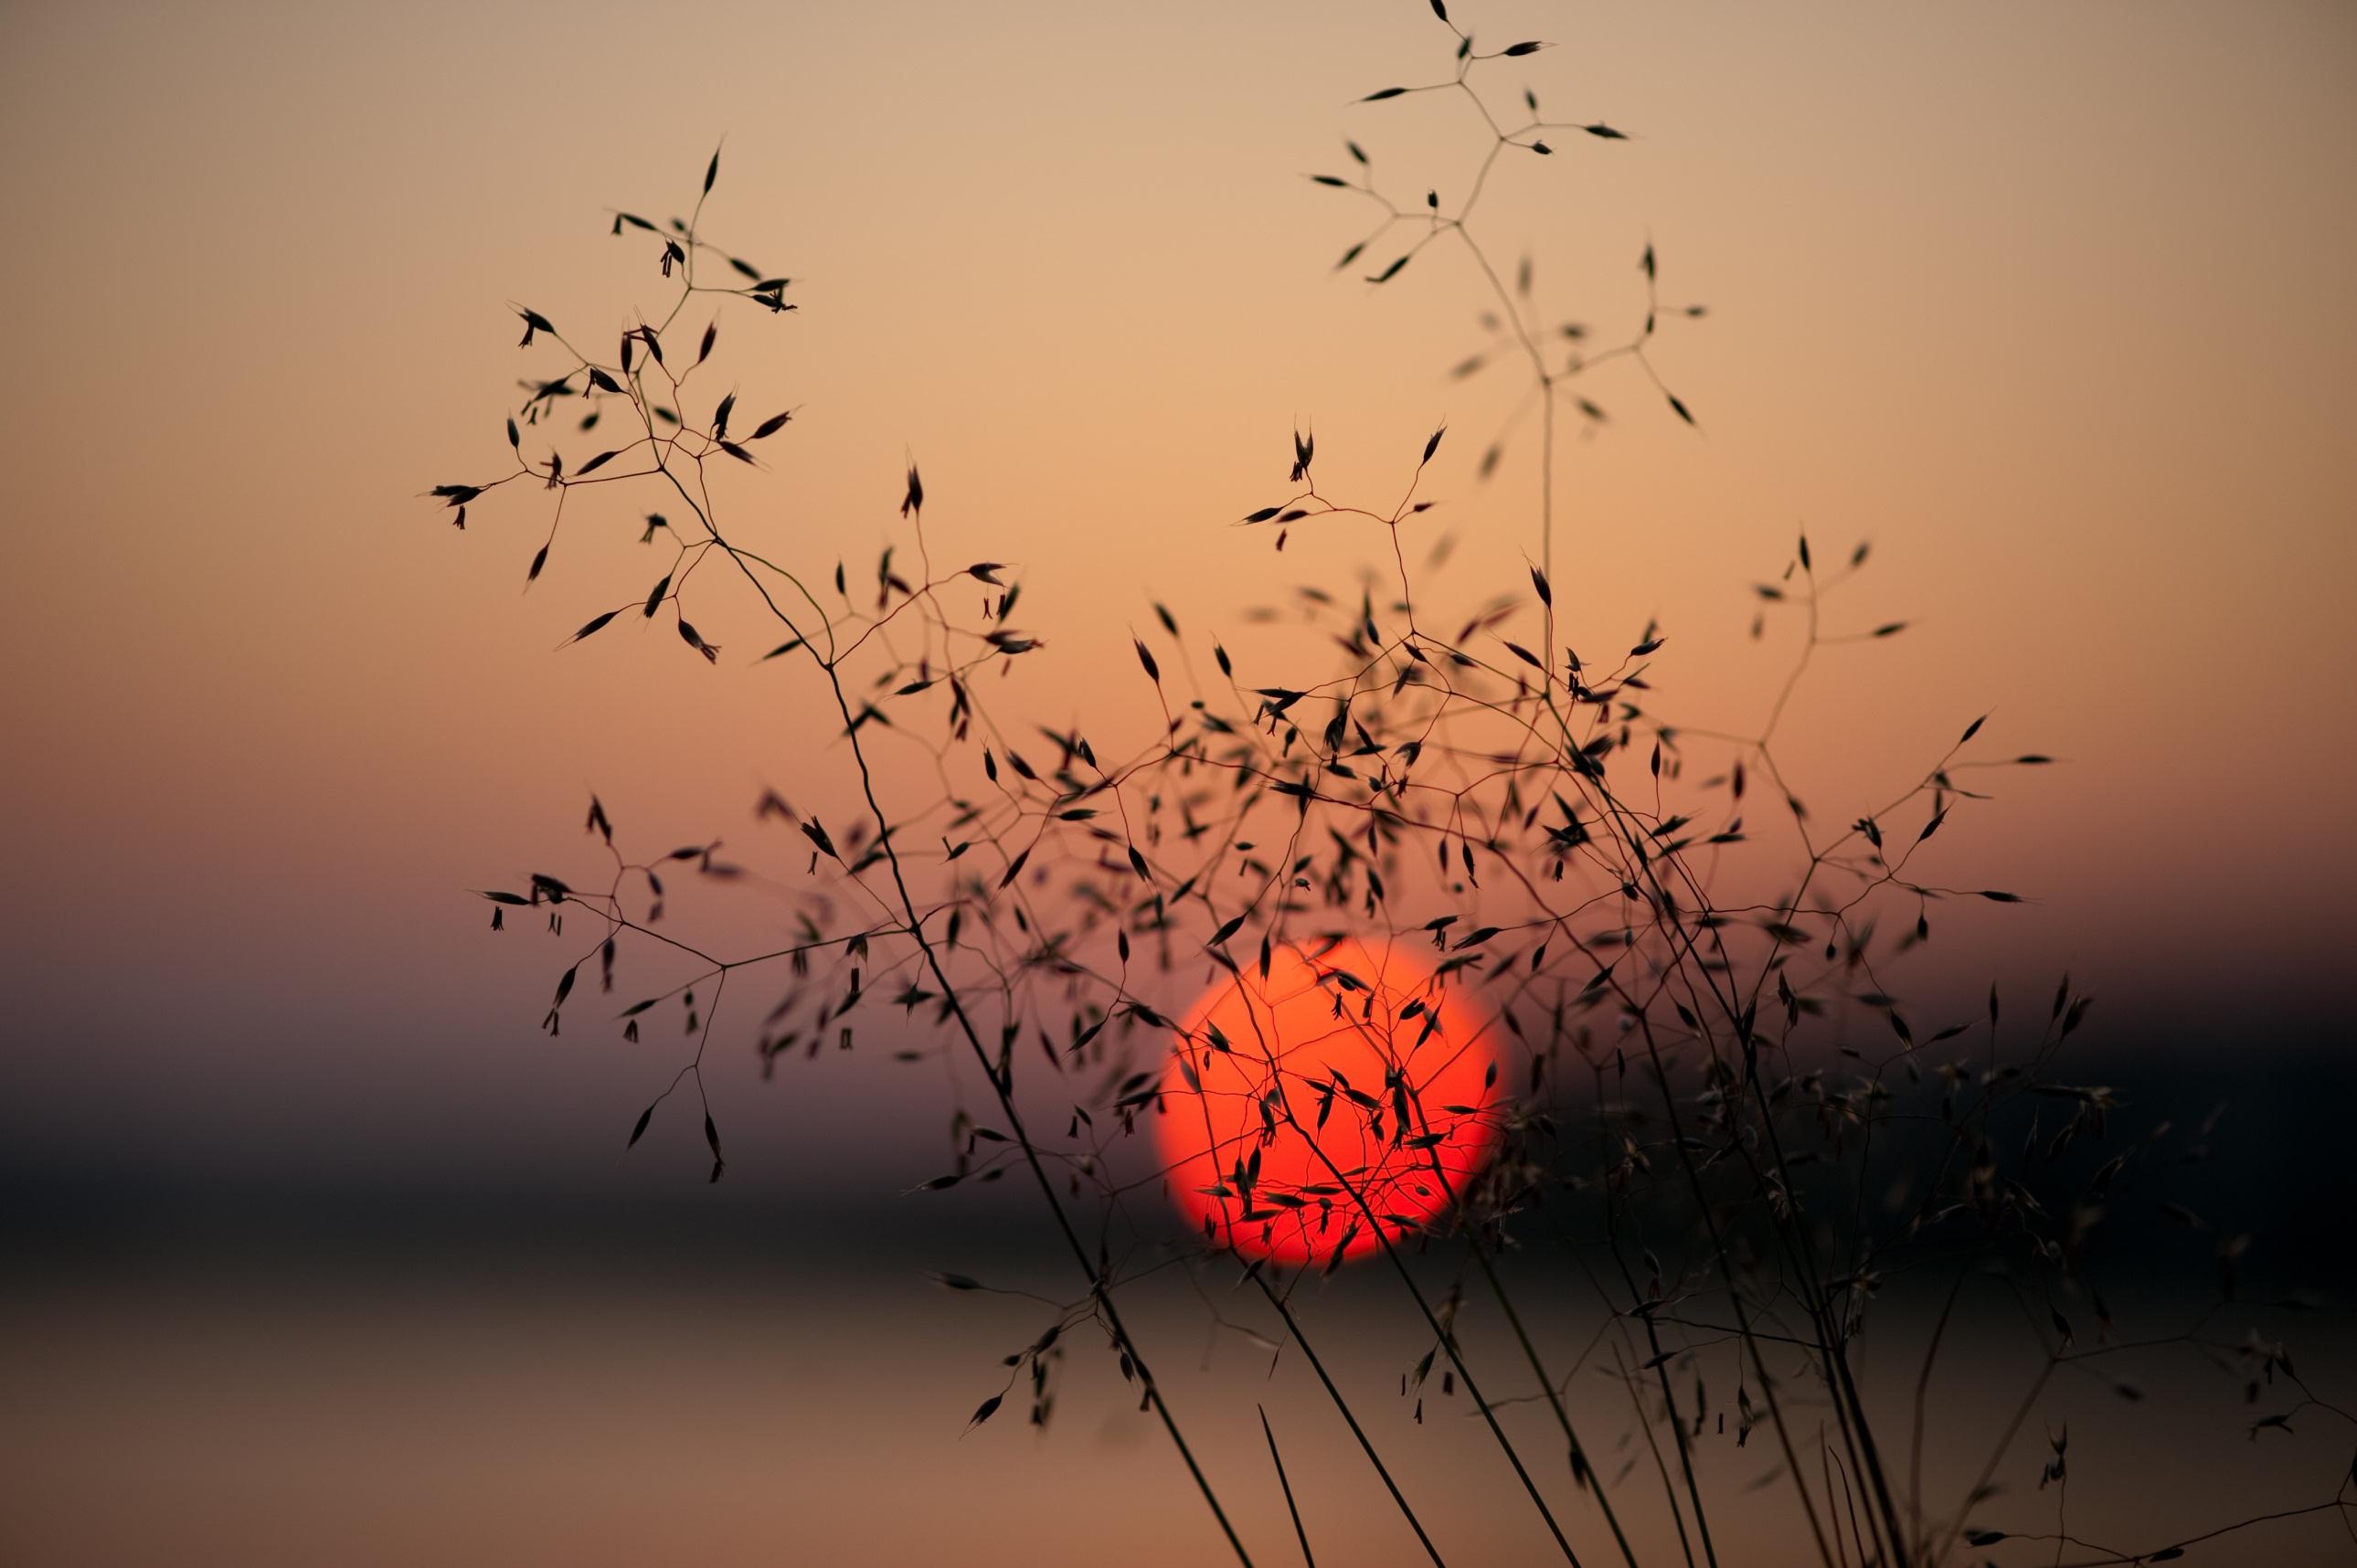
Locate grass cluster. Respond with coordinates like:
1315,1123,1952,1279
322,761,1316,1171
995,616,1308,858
429,8,2351,1563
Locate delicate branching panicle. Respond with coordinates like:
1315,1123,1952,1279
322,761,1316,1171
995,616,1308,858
434,12,2351,1566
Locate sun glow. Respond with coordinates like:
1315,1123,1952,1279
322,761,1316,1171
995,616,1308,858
1154,937,1504,1265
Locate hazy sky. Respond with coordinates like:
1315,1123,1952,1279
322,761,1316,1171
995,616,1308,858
3,0,2352,1189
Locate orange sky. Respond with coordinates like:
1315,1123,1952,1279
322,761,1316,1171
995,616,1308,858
2,0,2352,1176
5,9,2357,1566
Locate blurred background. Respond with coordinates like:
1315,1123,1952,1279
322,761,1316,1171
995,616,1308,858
4,0,2353,1563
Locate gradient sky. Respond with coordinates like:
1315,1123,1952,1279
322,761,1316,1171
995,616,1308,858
2,0,2352,1193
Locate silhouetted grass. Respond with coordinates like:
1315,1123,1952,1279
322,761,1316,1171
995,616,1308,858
428,7,2353,1564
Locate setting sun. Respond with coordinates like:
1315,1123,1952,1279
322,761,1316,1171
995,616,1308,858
1155,937,1504,1265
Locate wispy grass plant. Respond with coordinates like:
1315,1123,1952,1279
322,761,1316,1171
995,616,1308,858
429,8,2352,1563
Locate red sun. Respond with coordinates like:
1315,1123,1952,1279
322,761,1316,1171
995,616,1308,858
1154,936,1504,1266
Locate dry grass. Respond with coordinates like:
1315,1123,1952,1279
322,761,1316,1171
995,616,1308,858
428,8,2353,1564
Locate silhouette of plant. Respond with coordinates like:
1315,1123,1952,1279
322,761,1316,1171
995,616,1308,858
429,6,2353,1564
